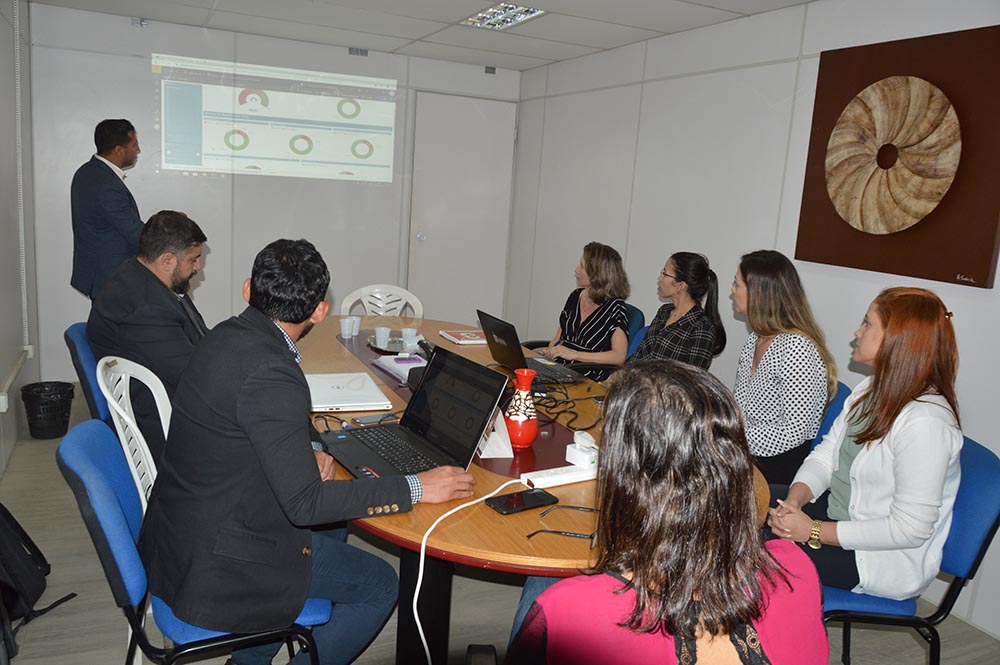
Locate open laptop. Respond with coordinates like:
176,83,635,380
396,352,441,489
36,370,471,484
322,346,508,478
305,372,393,412
476,310,584,386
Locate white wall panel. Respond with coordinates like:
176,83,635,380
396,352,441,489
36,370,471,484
626,62,800,382
519,65,547,101
408,56,520,100
802,0,1000,55
527,85,641,339
504,98,545,329
29,4,519,382
543,42,645,97
644,5,805,80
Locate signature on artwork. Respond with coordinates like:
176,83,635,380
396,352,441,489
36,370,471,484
956,274,976,283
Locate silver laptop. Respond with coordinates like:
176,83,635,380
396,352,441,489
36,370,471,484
305,372,393,412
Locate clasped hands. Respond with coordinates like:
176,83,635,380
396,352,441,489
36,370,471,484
767,499,813,543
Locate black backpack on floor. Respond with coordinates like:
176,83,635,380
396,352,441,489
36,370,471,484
0,501,75,660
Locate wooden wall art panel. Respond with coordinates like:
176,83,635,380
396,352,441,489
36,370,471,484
795,25,1000,288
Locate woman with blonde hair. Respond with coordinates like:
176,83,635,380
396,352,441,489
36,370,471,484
507,360,828,664
541,242,630,380
769,287,961,599
731,250,836,483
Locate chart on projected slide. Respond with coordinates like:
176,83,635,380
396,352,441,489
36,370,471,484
153,54,397,182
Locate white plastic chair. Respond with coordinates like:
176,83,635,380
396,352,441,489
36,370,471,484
340,284,424,318
95,356,171,512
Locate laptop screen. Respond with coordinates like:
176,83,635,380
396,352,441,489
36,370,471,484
401,347,508,465
476,309,529,371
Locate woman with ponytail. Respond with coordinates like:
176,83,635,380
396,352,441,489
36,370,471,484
630,252,726,370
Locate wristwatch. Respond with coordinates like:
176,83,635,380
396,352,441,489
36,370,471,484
807,520,823,550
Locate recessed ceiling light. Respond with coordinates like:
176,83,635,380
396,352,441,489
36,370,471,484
463,3,545,31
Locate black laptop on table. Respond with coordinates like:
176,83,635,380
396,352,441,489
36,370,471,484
322,346,508,478
476,310,584,386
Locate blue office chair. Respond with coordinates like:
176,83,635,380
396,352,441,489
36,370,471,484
623,303,645,345
822,437,1000,665
57,420,332,665
626,325,649,359
64,322,111,422
811,381,852,450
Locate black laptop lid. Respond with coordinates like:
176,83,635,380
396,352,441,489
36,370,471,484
400,346,508,467
476,309,530,371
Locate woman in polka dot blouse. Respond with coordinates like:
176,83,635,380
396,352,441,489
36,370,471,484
731,250,837,484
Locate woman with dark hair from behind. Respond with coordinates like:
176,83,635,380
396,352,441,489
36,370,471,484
769,288,962,600
540,242,630,381
731,250,836,484
630,251,726,369
507,360,828,664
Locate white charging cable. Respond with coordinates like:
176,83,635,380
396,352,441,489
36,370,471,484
413,477,525,664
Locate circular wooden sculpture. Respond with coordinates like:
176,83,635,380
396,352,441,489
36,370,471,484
825,76,961,235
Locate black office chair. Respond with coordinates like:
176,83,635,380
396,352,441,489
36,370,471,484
57,420,333,665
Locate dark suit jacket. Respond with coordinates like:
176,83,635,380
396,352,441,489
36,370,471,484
87,258,207,461
70,156,143,299
139,306,412,633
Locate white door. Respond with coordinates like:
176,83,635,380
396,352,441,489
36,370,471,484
407,92,517,325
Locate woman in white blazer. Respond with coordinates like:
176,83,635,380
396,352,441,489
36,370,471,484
768,287,962,600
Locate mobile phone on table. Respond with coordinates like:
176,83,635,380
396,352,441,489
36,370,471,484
351,413,400,427
485,488,558,515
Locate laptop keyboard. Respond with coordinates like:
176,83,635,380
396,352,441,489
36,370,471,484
350,427,438,474
527,359,578,384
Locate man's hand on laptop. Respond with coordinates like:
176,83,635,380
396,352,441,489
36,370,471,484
417,466,477,503
315,451,336,481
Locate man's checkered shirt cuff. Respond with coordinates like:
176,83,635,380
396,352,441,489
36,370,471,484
406,474,423,504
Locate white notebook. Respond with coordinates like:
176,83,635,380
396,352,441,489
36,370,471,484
305,372,392,412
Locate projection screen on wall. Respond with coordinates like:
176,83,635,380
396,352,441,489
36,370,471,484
152,53,397,182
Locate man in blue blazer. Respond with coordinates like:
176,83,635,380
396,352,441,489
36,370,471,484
70,119,143,299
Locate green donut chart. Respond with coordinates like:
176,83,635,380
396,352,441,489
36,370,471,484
337,98,361,119
224,129,250,151
351,139,374,159
289,134,314,155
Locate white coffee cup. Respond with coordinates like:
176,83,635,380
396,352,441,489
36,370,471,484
348,316,361,335
339,318,354,339
374,326,391,348
401,327,418,347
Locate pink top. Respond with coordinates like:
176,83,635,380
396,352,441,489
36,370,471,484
507,540,828,664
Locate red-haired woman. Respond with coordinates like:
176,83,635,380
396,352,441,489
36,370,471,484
769,288,962,600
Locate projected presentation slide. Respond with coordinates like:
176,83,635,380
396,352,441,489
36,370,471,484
153,54,396,182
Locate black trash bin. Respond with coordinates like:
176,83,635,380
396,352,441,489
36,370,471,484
21,382,74,439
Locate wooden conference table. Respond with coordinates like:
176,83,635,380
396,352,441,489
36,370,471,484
297,315,769,664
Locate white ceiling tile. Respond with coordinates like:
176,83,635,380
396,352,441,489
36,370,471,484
315,0,495,23
697,1,811,15
531,0,738,32
205,10,412,52
212,0,447,39
36,0,211,26
506,12,662,49
395,41,551,71
427,25,598,60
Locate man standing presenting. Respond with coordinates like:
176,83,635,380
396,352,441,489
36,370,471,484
71,118,143,299
87,210,208,460
139,239,475,665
